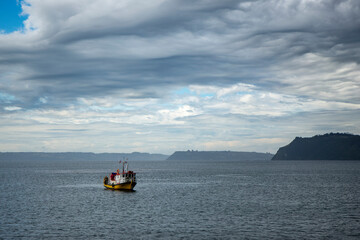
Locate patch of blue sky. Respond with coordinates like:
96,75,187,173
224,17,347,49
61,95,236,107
0,92,16,103
174,87,193,95
0,0,27,33
174,87,214,98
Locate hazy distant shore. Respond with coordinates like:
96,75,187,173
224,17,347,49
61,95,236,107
0,152,169,161
0,151,274,161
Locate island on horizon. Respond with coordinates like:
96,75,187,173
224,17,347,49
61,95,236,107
272,132,360,160
167,150,274,161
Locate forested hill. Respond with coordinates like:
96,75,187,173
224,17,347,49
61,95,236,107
167,151,274,161
272,133,360,160
0,152,169,161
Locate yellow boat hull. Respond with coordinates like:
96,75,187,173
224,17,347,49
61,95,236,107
104,181,136,190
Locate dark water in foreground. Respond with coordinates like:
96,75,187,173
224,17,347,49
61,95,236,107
0,160,359,239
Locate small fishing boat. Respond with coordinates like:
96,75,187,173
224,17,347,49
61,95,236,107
103,161,136,190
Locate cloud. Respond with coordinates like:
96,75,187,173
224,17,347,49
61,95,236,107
0,0,359,153
2,1,359,101
4,106,22,111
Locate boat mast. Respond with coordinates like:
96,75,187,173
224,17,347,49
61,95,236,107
124,161,128,173
120,157,129,173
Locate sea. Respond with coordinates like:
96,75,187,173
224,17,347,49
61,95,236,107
0,159,359,239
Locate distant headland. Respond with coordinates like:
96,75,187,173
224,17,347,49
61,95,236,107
167,151,274,161
272,133,360,160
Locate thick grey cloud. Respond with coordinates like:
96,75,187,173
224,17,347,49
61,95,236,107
1,0,359,103
0,0,359,153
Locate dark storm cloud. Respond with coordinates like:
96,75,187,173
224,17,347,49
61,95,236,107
0,0,359,111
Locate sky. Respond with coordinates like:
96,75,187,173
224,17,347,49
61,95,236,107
0,0,359,154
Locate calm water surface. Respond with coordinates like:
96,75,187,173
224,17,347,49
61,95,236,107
0,160,359,239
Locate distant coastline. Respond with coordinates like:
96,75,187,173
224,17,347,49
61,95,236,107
2,132,360,161
0,151,274,161
0,152,169,161
167,150,274,161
